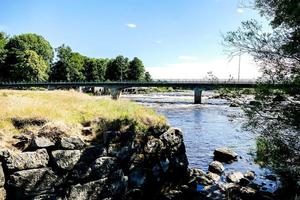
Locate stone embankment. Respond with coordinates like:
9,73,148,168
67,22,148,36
0,122,277,200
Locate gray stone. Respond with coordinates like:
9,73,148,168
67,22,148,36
244,171,255,180
31,136,55,149
91,156,117,179
160,128,183,149
30,194,57,200
213,147,238,163
60,136,85,150
144,137,164,154
51,150,81,170
67,179,107,200
207,172,221,182
0,163,4,187
208,161,224,174
0,187,5,200
8,168,60,193
227,171,244,183
4,149,49,171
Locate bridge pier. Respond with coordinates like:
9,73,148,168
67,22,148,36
111,88,122,100
194,88,202,104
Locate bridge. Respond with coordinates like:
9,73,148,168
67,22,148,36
0,79,288,104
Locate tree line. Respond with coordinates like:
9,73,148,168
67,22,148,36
0,33,152,82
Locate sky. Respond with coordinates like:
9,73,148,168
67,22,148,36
0,0,269,79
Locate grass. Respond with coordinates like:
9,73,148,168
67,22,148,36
0,89,166,141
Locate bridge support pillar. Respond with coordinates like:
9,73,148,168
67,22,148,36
111,88,122,100
194,88,202,104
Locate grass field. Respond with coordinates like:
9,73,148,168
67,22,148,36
0,90,166,148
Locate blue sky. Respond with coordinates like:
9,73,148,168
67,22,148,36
0,0,268,79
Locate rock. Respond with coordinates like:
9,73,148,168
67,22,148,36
160,128,183,150
239,177,251,186
31,136,55,149
207,172,221,182
129,168,147,187
82,127,93,136
213,148,238,163
67,179,107,200
0,188,5,200
8,168,60,193
227,171,244,183
30,194,57,200
265,174,277,181
144,137,165,154
239,186,257,197
0,163,4,187
244,171,255,180
51,150,81,170
91,156,118,179
162,190,183,200
208,161,224,174
188,168,213,186
219,182,239,191
60,136,85,150
229,103,239,107
4,149,49,171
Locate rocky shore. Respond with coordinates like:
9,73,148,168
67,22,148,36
0,121,278,200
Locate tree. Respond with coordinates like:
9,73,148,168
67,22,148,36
50,45,86,81
2,33,53,81
223,0,300,195
105,55,129,81
8,50,49,81
84,58,108,81
0,32,8,81
128,57,145,81
144,71,152,82
5,33,53,64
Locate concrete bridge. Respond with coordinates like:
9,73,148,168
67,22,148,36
0,79,289,104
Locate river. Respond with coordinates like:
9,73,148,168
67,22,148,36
121,91,279,192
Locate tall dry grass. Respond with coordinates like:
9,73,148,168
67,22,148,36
0,89,166,135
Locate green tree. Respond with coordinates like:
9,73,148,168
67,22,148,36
144,71,152,82
105,55,129,81
128,57,145,81
84,58,108,81
3,33,53,81
224,0,300,195
50,45,86,81
0,32,8,81
9,50,49,81
5,33,53,64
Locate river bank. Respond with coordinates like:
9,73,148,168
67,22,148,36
0,90,283,199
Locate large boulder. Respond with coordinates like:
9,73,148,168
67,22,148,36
213,148,238,163
8,168,60,193
208,161,224,175
51,150,81,170
4,149,49,171
144,137,165,155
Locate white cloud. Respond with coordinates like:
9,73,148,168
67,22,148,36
237,8,244,13
146,55,261,80
155,40,162,44
178,56,198,61
126,23,137,28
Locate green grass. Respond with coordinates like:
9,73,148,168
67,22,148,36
0,89,166,142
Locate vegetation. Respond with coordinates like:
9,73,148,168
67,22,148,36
0,32,152,82
224,0,300,196
0,90,166,147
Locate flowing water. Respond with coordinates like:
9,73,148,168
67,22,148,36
121,91,279,192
